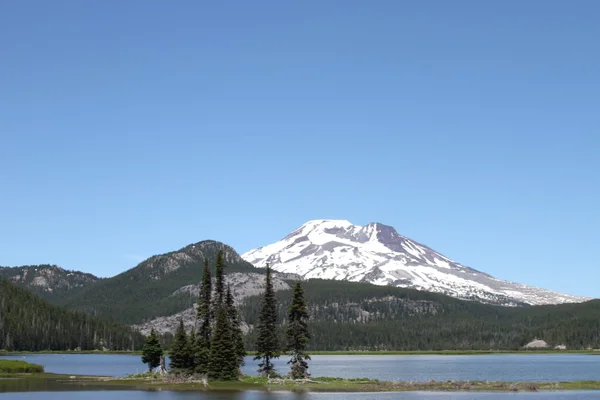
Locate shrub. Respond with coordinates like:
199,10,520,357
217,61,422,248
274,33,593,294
0,360,45,373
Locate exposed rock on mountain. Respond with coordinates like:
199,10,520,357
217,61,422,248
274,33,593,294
0,264,100,302
134,272,291,335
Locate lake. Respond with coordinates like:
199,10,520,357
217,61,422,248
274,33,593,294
2,354,600,399
3,354,600,382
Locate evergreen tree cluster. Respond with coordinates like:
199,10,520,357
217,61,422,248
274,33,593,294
141,260,313,380
0,278,144,351
143,251,246,380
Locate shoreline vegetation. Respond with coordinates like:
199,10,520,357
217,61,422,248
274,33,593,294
105,374,600,392
0,360,44,373
2,349,600,356
3,370,600,393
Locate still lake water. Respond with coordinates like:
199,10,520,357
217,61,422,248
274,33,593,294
2,354,600,399
3,354,600,382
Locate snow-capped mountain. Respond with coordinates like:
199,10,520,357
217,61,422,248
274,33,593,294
242,220,589,306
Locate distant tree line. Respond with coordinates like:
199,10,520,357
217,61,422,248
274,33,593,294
241,279,600,351
0,278,144,351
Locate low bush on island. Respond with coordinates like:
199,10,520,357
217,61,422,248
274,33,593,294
0,360,44,373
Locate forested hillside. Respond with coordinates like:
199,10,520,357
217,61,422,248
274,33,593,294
0,278,144,351
240,279,600,351
0,264,99,303
56,241,260,324
5,241,599,352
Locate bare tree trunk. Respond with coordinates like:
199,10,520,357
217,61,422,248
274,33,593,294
159,355,167,375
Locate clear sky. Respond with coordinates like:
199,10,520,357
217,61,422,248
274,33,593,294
1,1,598,297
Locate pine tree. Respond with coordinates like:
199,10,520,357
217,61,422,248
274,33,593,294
169,320,189,371
186,328,197,371
254,263,280,377
141,328,163,372
214,249,226,305
285,281,311,379
207,306,238,381
226,284,246,369
195,258,212,373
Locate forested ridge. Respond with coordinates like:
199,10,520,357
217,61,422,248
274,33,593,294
0,264,99,303
241,279,600,351
4,241,600,352
0,278,144,351
54,241,258,324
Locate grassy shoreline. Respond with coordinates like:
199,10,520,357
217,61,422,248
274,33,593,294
0,360,44,373
3,372,600,393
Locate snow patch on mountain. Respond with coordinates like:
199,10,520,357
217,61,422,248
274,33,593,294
242,220,589,306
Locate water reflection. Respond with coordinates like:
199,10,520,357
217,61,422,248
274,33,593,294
3,390,600,399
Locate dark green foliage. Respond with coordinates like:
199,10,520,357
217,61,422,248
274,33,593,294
141,329,163,371
52,241,259,324
241,279,600,351
197,259,212,344
194,258,213,374
207,307,238,381
254,264,281,376
0,278,143,351
285,281,311,379
203,256,245,380
0,360,44,373
194,334,211,374
186,328,197,370
227,285,246,367
168,320,189,370
214,250,226,306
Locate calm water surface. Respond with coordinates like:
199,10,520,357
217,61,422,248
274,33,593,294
3,391,600,399
2,354,600,382
2,354,600,399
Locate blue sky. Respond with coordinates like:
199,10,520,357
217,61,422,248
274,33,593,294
1,1,598,297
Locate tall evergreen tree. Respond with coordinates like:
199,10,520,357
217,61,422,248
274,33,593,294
207,307,238,381
254,263,280,377
169,320,189,370
141,328,163,372
226,284,246,369
214,250,226,305
285,281,311,379
195,258,212,373
186,328,197,371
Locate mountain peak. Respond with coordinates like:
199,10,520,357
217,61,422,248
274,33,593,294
300,219,353,229
242,219,589,306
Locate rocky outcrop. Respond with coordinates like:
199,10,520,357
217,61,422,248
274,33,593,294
0,265,99,294
523,339,549,349
134,272,291,335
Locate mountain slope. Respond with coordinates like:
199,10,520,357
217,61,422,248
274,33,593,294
9,238,596,351
242,220,589,306
0,278,143,351
58,240,266,324
0,264,100,304
133,271,293,335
